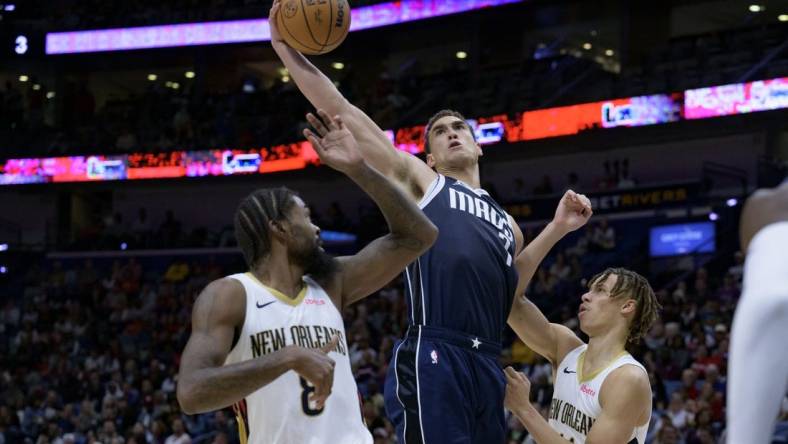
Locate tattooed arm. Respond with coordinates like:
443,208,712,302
176,278,339,414
302,111,438,309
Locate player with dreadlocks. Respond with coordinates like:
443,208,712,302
504,266,660,444
176,111,437,444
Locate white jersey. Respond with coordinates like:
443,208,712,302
224,272,372,444
548,345,649,444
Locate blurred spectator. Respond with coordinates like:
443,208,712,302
511,178,528,200
165,418,191,444
667,392,692,430
548,252,571,281
533,175,553,195
590,218,616,251
726,251,745,285
566,172,580,190
132,208,152,248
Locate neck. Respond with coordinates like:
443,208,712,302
584,328,628,369
251,249,305,299
437,163,481,189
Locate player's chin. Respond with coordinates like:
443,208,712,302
445,151,477,167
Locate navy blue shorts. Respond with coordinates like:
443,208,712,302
384,325,506,444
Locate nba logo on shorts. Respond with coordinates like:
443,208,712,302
430,350,439,364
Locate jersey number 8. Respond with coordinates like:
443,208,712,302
300,377,325,416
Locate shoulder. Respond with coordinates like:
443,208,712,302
740,182,788,249
599,364,651,407
413,171,444,204
202,277,246,301
401,152,438,198
555,339,585,366
191,277,246,327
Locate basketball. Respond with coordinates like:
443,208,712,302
276,0,351,55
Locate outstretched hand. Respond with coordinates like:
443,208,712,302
304,110,366,176
552,189,593,234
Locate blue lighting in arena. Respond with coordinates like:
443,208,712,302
120,242,128,250
320,230,357,243
709,212,719,221
650,222,716,257
726,198,738,207
0,266,6,274
46,0,523,54
0,243,7,252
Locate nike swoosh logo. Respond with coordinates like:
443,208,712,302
256,300,276,309
563,367,576,374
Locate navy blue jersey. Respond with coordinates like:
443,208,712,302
404,174,518,342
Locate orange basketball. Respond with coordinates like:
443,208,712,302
277,0,351,55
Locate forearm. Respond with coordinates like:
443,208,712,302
513,403,573,444
178,348,295,414
273,42,348,116
346,162,435,247
515,222,568,292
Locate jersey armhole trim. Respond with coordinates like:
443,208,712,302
554,344,586,373
224,274,249,359
417,175,445,209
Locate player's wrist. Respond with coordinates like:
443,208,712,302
545,221,571,237
342,159,372,180
282,346,306,372
517,402,539,422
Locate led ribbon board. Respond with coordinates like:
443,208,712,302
684,77,788,119
5,76,787,186
46,0,523,54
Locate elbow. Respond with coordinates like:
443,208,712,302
413,222,438,255
391,222,438,256
176,381,198,415
421,222,439,251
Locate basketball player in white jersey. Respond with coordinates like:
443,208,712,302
727,181,788,444
176,112,438,444
505,267,660,444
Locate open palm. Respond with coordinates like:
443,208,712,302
304,110,364,175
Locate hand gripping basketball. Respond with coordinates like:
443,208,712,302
269,0,351,55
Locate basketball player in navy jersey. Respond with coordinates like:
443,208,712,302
269,3,593,442
177,112,437,444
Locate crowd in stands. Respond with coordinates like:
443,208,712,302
61,154,638,253
4,208,788,444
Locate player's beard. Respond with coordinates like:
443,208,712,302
291,238,338,284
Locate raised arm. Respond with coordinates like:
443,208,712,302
303,111,437,308
269,1,434,194
177,279,338,414
507,190,591,364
